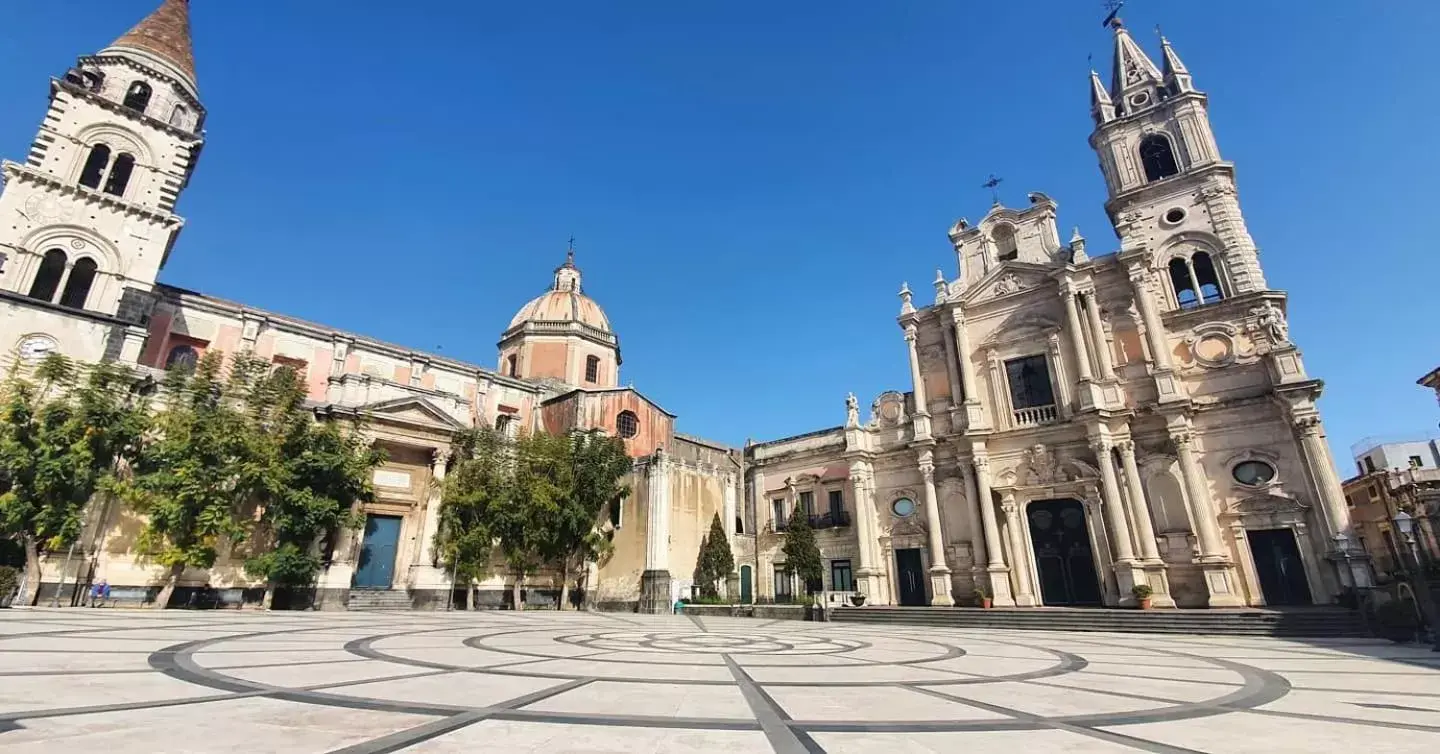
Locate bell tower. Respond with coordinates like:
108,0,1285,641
0,0,203,353
1089,19,1266,295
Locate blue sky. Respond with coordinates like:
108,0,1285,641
2,1,1437,466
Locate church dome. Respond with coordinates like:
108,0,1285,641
506,252,612,334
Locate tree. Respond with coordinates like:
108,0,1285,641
243,365,383,609
120,351,266,608
0,355,149,606
782,506,823,602
693,513,734,600
545,430,630,609
437,426,632,611
436,426,509,607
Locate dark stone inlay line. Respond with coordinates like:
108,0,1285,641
906,685,1206,754
687,614,709,633
323,710,489,754
722,654,810,754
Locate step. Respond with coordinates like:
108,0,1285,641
831,607,1369,638
347,590,413,610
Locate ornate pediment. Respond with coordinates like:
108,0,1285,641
1228,491,1309,517
356,396,467,431
958,261,1055,307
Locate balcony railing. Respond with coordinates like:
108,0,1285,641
810,511,852,530
1012,404,1058,428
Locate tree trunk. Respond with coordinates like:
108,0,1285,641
511,570,523,611
153,563,184,609
20,536,41,607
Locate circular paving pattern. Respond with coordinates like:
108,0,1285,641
3,610,1440,752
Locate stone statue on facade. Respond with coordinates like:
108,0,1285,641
1252,301,1289,345
845,392,860,428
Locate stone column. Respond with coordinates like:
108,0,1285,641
1091,439,1136,564
639,448,673,613
1294,416,1351,543
1046,333,1072,419
959,464,987,579
973,452,1014,606
1116,440,1160,562
1116,438,1175,607
1170,430,1224,558
1061,288,1094,382
1170,426,1245,606
904,324,932,439
951,308,986,428
1083,291,1116,380
1128,265,1173,370
918,449,955,606
418,451,448,568
849,460,885,601
1001,494,1036,606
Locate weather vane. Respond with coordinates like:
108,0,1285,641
1102,0,1125,28
982,174,1004,205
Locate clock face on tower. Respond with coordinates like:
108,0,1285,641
16,335,58,363
23,194,74,225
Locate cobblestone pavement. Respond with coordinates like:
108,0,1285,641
1,609,1439,752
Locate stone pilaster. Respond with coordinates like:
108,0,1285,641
1169,425,1244,607
639,448,673,614
1001,494,1036,606
903,323,932,440
849,460,886,602
973,451,1014,606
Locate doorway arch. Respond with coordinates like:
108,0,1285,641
739,565,753,604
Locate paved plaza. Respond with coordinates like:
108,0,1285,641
0,610,1438,752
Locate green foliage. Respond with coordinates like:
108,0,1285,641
0,355,149,601
693,513,734,599
1131,584,1153,600
120,352,260,575
437,426,632,602
243,365,384,589
781,506,823,594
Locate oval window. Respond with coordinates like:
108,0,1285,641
1232,460,1276,486
891,498,916,517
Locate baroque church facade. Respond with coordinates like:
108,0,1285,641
1,1,1366,611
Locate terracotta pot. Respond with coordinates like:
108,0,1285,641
981,597,993,609
1139,597,1153,610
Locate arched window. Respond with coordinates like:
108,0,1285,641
1168,251,1225,310
169,104,188,127
1168,258,1197,309
79,144,111,189
1192,252,1223,304
165,344,198,371
58,258,97,309
505,354,518,377
993,224,1018,261
585,355,600,383
1144,468,1192,535
27,249,67,302
123,81,152,113
103,153,136,196
616,410,639,439
1139,134,1180,182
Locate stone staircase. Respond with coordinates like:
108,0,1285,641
830,606,1372,638
347,589,414,611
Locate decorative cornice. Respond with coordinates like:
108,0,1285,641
55,78,204,140
2,161,184,227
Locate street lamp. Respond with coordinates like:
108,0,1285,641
1392,510,1440,651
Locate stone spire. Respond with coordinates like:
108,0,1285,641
107,0,197,86
1090,69,1116,125
1159,35,1196,94
1109,18,1162,112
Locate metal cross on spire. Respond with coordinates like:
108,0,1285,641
1102,0,1126,28
982,174,1004,206
566,235,576,265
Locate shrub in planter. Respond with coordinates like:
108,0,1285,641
1131,584,1154,610
1375,598,1420,643
850,593,866,607
973,586,992,609
0,565,19,608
